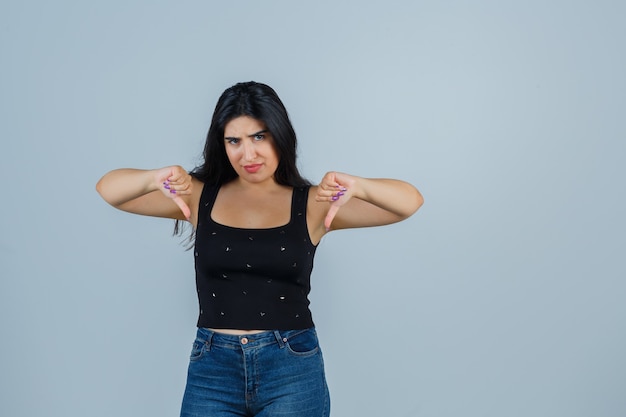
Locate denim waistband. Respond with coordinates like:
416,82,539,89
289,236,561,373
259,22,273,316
196,327,314,350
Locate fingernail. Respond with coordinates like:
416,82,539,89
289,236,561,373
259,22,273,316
331,196,339,201
164,184,170,189
170,189,177,194
337,192,345,197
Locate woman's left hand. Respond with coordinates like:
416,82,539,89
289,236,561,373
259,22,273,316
315,171,356,231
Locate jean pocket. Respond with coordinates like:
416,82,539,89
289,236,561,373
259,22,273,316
285,329,320,357
189,338,207,361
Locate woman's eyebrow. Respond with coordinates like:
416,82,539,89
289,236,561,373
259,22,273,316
247,130,268,137
224,130,268,140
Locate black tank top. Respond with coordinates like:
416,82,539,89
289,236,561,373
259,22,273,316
194,184,317,330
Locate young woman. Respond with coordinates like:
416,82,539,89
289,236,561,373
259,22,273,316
96,81,423,417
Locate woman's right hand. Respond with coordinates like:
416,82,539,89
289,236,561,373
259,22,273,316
154,166,193,220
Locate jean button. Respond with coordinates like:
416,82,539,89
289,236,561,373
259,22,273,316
241,337,249,345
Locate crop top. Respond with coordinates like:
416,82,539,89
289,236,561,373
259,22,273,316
193,183,317,330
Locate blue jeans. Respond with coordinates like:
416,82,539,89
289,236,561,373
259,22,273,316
180,328,330,417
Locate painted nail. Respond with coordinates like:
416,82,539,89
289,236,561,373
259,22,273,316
337,192,345,197
331,196,339,201
170,189,177,194
164,184,171,189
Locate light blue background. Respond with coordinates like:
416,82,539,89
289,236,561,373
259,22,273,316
1,1,625,416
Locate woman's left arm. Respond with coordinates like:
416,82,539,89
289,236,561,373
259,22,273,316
314,171,424,232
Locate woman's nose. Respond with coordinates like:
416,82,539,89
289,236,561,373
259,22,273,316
243,141,257,161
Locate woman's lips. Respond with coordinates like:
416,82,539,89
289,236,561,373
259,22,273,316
244,164,262,173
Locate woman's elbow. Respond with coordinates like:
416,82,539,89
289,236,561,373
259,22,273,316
95,176,119,207
405,187,424,218
95,178,104,197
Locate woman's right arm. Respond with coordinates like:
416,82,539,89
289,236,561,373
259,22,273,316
95,166,196,222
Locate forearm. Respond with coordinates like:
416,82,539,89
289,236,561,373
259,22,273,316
352,177,424,219
96,168,158,208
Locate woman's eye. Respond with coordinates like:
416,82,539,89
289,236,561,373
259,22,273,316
254,134,265,141
226,138,240,145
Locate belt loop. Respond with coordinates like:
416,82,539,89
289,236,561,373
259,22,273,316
205,330,214,351
274,330,286,349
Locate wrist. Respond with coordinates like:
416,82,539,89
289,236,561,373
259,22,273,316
350,176,367,200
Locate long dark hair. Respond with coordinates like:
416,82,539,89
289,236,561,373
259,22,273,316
191,81,310,187
176,82,310,238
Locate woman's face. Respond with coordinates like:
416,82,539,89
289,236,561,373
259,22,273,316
223,116,280,184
